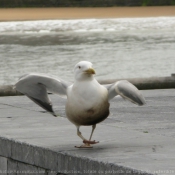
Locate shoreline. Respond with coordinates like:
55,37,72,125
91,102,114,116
0,6,175,21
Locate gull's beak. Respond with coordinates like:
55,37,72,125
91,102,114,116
84,68,96,75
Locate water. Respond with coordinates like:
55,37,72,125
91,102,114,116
0,17,175,85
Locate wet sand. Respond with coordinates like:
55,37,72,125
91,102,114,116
0,6,175,21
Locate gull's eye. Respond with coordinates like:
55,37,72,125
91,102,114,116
78,66,81,69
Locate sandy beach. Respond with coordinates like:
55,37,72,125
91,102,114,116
0,6,175,21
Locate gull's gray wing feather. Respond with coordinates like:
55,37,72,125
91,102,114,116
14,73,71,116
106,80,146,106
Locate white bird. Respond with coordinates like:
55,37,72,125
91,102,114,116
14,61,146,148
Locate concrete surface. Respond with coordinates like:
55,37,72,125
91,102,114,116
0,89,175,175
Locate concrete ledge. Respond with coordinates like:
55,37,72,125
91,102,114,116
0,137,152,175
0,90,175,175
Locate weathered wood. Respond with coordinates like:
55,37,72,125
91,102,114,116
0,85,23,96
0,74,174,96
98,74,175,90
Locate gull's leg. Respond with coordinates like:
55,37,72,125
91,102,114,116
83,124,99,145
75,126,92,148
89,124,96,141
76,126,86,141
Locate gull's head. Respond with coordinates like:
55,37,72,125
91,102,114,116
74,61,95,81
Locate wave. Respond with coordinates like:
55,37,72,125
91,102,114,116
0,17,175,34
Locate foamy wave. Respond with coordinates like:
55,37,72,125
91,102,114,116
0,17,175,34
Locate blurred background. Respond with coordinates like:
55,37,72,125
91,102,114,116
0,1,175,85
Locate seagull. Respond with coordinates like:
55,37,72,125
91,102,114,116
14,61,146,148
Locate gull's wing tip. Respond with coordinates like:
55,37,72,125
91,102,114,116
52,112,58,117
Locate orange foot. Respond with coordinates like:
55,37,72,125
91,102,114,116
83,140,99,144
75,140,99,148
75,144,93,148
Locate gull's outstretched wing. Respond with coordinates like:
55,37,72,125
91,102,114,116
106,80,146,105
14,73,71,116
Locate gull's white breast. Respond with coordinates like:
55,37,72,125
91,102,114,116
66,79,110,126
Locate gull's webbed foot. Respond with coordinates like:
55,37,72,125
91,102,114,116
75,140,99,148
83,139,99,144
75,144,93,148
